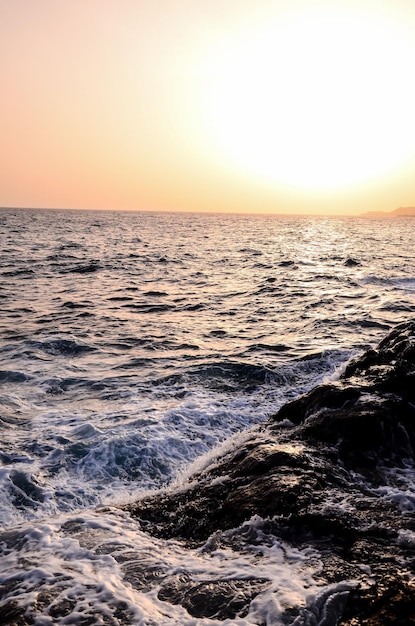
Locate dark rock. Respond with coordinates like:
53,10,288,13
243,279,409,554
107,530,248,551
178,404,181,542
276,320,415,472
0,602,30,626
276,383,361,425
125,438,342,543
339,575,415,625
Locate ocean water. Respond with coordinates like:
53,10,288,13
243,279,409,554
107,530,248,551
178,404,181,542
1,207,415,624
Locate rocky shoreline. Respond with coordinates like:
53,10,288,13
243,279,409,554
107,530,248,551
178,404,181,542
124,321,415,623
2,322,415,624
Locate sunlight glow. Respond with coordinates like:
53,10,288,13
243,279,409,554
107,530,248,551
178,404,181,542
199,6,415,191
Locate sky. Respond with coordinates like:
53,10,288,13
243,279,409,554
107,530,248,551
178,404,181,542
2,0,415,215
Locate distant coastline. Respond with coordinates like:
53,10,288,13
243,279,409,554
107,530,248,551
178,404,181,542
362,206,415,217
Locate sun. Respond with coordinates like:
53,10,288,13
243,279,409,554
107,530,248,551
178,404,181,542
197,5,415,191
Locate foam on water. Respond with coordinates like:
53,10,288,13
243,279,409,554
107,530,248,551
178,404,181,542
0,508,355,625
373,466,415,512
0,351,348,526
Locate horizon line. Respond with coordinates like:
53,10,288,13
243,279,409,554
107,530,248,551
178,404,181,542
0,205,378,218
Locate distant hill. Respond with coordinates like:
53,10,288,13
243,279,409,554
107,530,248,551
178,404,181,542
362,206,415,217
392,206,415,216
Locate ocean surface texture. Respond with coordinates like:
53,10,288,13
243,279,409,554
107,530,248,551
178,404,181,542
1,207,415,624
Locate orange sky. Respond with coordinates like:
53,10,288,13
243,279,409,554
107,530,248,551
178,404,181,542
2,0,415,215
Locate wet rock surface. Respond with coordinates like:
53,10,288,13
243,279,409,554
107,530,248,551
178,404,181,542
125,320,415,623
157,575,270,620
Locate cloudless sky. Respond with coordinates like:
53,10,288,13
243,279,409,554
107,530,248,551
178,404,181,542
2,0,415,214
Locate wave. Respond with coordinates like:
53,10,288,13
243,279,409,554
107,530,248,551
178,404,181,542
393,277,415,292
122,303,176,313
28,338,97,356
1,268,35,277
142,290,169,297
0,370,31,383
244,342,293,354
152,352,348,396
60,300,93,309
361,274,415,293
3,469,47,510
57,261,102,274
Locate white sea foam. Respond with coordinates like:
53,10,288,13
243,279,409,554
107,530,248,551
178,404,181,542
373,466,415,511
0,509,350,625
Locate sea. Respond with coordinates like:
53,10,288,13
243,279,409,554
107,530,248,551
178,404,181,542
1,207,415,624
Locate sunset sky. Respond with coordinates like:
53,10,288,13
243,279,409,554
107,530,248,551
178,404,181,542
2,0,415,215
